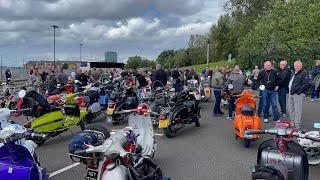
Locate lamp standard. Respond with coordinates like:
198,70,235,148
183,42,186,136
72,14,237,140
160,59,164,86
51,25,59,71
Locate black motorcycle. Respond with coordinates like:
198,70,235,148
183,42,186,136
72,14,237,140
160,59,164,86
158,90,200,138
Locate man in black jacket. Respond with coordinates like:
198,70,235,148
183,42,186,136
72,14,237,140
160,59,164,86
287,60,309,129
257,61,280,123
153,64,167,89
277,60,291,117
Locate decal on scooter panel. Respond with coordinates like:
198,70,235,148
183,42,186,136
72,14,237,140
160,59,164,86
8,167,13,174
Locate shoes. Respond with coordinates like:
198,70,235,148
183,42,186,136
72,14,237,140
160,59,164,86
311,98,317,102
227,117,233,121
264,119,269,123
282,114,287,118
213,113,223,117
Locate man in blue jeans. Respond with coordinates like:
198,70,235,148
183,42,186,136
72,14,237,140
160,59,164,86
257,61,280,123
277,60,291,117
212,66,227,116
311,59,320,101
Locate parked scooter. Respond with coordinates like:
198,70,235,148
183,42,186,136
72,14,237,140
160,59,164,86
0,108,48,180
232,87,262,148
199,76,211,102
297,122,320,165
158,90,200,138
246,121,320,180
68,105,163,180
16,89,88,145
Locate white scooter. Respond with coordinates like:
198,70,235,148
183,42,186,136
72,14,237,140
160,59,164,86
69,104,161,180
297,122,320,165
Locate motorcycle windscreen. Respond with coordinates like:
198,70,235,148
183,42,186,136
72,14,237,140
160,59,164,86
128,114,155,157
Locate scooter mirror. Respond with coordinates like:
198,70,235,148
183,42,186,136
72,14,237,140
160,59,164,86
314,123,320,129
18,89,26,98
259,85,265,91
227,84,234,90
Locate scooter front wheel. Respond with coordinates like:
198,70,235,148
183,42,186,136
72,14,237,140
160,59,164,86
305,147,320,165
163,125,176,138
244,138,251,148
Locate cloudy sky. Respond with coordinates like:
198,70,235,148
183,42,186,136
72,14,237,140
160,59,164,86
0,0,227,66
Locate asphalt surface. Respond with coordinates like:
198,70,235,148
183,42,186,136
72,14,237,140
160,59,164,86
13,93,320,180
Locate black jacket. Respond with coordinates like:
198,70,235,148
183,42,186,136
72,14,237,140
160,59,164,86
257,69,278,90
277,68,291,89
153,69,167,88
289,69,309,95
136,74,148,88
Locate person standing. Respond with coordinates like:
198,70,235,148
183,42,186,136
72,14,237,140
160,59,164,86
57,69,68,85
287,60,309,129
225,65,246,120
47,70,57,93
5,69,11,84
212,66,227,116
257,61,280,123
311,59,320,101
251,66,259,90
153,64,167,89
75,68,89,86
277,60,291,117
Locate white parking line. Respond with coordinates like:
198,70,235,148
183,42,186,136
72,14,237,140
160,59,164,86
49,162,81,178
155,133,163,136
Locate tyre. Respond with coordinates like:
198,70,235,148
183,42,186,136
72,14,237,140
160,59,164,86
33,138,46,146
84,123,110,140
244,138,251,148
78,120,86,131
305,147,320,165
163,125,176,138
8,102,17,110
194,117,200,127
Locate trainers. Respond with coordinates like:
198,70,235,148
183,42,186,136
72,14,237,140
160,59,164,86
227,117,233,121
311,98,316,102
282,114,287,118
264,119,269,123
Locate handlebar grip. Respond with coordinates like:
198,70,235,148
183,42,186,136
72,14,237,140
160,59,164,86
73,149,87,154
305,136,320,142
30,133,46,139
245,130,265,135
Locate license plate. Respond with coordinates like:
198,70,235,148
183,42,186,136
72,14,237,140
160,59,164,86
107,108,114,116
158,119,169,128
86,169,98,179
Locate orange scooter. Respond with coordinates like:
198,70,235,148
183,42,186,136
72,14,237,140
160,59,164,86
233,90,261,148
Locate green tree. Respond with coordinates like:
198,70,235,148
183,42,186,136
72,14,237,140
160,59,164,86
126,56,142,69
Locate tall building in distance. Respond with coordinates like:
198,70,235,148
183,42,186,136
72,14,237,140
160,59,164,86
105,51,117,63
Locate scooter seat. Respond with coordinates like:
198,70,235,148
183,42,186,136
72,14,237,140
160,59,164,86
240,104,254,116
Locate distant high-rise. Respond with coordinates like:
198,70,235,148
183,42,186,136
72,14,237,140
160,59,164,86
105,51,117,63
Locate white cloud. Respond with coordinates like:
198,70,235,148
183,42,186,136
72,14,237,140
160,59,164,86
159,22,212,38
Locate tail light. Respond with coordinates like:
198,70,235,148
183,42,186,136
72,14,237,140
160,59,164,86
159,114,167,120
108,102,115,108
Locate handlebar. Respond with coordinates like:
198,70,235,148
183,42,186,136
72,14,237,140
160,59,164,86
245,130,266,135
29,132,46,139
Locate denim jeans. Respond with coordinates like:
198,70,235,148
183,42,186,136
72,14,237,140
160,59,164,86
278,88,287,114
213,89,222,114
311,86,319,99
258,90,270,116
228,97,236,118
262,90,280,121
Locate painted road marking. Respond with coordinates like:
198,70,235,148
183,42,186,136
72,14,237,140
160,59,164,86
49,162,80,178
155,133,163,136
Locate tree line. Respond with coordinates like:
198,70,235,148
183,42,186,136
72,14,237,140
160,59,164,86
126,0,320,70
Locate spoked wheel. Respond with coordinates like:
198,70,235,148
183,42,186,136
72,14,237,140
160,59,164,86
244,138,251,148
163,125,176,138
305,147,320,165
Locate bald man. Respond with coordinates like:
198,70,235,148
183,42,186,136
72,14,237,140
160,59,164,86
257,61,280,123
287,60,309,129
277,59,291,117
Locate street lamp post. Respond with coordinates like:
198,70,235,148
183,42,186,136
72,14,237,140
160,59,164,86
80,43,83,63
206,39,210,67
51,25,59,71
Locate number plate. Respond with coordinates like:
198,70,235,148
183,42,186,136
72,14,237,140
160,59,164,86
86,169,98,179
107,108,114,116
158,119,169,128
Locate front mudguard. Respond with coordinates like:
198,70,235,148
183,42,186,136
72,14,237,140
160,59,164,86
257,139,308,180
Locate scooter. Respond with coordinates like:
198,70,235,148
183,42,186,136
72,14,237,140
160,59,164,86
297,122,320,165
186,79,201,101
16,89,88,145
200,76,211,102
232,87,262,148
158,90,200,138
0,108,48,180
68,104,163,180
246,121,320,180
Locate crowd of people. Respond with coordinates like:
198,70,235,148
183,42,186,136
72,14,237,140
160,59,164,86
23,58,320,129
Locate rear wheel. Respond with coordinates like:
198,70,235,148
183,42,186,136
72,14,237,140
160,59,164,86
84,123,110,139
163,125,176,138
8,102,17,110
244,139,251,148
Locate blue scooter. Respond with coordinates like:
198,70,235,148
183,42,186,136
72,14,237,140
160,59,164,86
0,108,48,180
